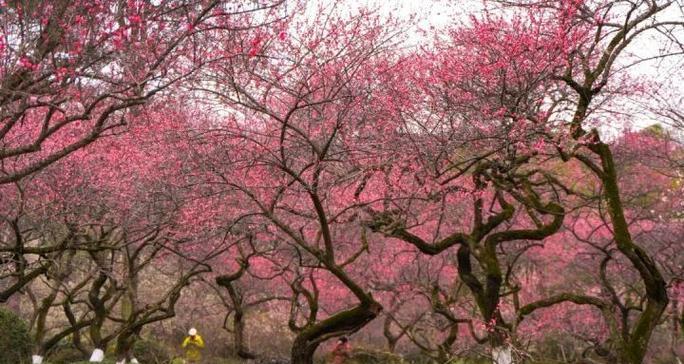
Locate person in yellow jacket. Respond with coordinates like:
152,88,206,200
181,327,205,363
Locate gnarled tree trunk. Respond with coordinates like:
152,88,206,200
291,301,382,364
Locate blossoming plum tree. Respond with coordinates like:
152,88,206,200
0,0,284,185
189,4,411,362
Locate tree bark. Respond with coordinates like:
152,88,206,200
595,142,669,364
216,260,257,359
291,301,382,364
227,284,256,359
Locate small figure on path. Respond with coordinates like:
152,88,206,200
181,327,205,364
331,337,351,364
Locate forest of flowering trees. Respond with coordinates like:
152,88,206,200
0,1,682,364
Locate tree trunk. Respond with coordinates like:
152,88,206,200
216,260,255,359
292,336,319,364
115,332,136,364
223,282,256,359
382,315,399,353
291,301,382,364
457,244,514,362
233,307,256,359
596,143,669,364
387,338,398,354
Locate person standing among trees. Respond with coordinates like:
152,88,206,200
181,328,205,364
331,337,352,364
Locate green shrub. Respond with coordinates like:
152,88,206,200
400,352,433,364
204,357,243,364
347,349,405,364
132,338,171,364
0,307,32,364
46,346,86,364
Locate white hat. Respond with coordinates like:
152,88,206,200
189,328,197,336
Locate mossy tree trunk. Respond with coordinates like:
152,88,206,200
596,142,668,364
291,301,382,364
562,84,669,364
555,3,674,360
